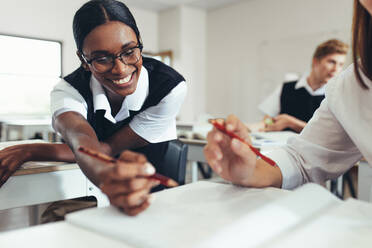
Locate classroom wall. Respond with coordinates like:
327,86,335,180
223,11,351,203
0,0,158,76
205,0,353,122
0,0,354,123
159,6,207,123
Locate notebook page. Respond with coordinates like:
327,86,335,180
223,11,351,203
66,181,289,248
261,198,372,248
195,183,340,248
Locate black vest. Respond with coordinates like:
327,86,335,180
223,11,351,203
63,57,185,184
280,81,324,123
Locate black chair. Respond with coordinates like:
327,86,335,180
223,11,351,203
160,139,188,185
135,139,188,191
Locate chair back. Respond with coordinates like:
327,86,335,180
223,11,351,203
132,139,188,187
161,139,188,185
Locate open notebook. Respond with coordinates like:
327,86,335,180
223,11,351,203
66,181,372,248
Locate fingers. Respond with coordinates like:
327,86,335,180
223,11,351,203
0,170,13,187
0,158,23,188
118,150,147,163
99,161,155,182
225,115,239,131
110,187,150,208
105,180,157,216
263,124,275,132
0,167,6,186
230,138,255,163
203,143,223,174
115,162,155,179
123,197,152,216
225,115,250,141
205,121,234,174
101,178,158,195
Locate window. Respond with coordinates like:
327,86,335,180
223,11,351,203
143,50,173,66
0,34,62,116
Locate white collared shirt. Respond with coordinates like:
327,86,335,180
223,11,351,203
50,66,187,143
265,64,372,189
258,73,325,117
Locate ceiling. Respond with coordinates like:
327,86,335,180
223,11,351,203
122,0,247,11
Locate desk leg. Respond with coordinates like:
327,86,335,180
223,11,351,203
42,131,49,141
358,161,372,202
1,124,7,142
28,206,39,226
337,176,343,197
191,162,198,182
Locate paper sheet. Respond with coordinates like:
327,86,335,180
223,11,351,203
67,182,290,248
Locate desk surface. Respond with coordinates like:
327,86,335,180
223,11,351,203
0,222,127,248
0,140,79,176
0,140,101,211
179,138,206,146
1,182,371,248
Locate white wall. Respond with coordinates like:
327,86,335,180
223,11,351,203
0,0,354,123
159,6,207,123
206,0,353,122
0,0,158,76
130,7,159,53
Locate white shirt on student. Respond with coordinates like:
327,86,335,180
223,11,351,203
265,64,372,189
50,66,187,143
258,73,326,117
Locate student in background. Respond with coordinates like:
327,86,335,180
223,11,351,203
203,0,371,190
259,39,348,133
0,0,186,216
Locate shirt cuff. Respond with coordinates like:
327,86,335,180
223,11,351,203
263,148,303,189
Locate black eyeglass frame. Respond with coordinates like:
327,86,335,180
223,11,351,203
81,43,143,72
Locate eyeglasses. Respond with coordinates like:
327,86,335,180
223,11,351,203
82,44,143,73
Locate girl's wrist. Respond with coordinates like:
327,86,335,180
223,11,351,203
243,158,282,188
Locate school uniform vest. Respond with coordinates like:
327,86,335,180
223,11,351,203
280,81,324,128
63,57,185,184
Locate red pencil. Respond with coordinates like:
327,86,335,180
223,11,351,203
209,119,277,167
78,146,178,187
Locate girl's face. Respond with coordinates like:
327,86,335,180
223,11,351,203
360,0,372,15
80,21,142,98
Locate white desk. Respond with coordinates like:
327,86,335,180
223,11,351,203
1,181,371,248
0,140,109,212
0,222,127,248
179,138,206,182
0,118,53,141
179,131,296,182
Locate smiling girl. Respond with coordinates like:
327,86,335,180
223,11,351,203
0,0,186,216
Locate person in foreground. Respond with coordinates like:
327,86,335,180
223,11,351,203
259,39,348,133
204,0,371,189
0,0,186,215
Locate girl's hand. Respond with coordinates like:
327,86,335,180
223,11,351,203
0,145,33,187
204,115,258,186
99,150,159,216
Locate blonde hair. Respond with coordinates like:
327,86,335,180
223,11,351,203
313,39,349,60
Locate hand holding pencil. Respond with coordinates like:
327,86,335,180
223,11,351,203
78,147,174,216
204,115,281,188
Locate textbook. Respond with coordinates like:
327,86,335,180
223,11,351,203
66,181,372,248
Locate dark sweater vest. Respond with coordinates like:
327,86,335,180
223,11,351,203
63,57,185,183
280,81,324,126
